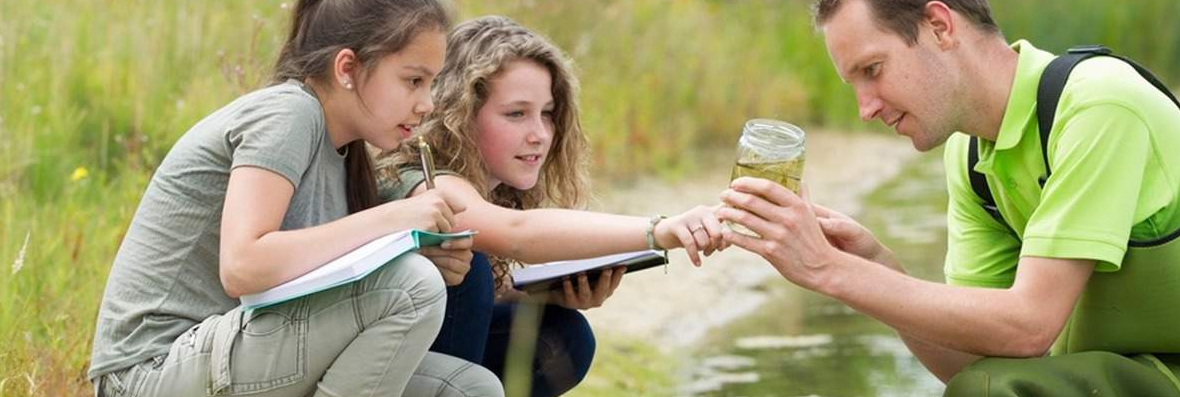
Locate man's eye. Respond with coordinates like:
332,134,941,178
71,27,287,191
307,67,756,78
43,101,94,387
409,78,423,88
865,63,881,77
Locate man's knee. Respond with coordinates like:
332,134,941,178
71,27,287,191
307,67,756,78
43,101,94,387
946,355,1063,397
944,368,997,397
943,352,1134,397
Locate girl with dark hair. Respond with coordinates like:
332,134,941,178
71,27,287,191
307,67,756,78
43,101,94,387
88,1,502,396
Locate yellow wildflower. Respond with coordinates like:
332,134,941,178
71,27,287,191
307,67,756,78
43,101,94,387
70,166,89,182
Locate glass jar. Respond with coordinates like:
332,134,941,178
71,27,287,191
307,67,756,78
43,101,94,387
727,118,806,237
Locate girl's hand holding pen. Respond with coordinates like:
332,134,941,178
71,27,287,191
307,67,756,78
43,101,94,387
371,139,457,233
409,137,473,285
377,189,465,233
397,185,473,285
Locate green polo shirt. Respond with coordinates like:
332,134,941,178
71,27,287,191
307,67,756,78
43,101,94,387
943,40,1180,288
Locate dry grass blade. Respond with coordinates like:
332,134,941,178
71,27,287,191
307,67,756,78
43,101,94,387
11,231,29,275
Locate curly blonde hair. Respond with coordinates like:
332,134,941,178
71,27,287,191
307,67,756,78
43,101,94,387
375,15,589,289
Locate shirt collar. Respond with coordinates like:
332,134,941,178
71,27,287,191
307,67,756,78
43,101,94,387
994,40,1055,151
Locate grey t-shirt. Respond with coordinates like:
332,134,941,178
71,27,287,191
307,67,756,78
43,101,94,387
88,80,348,378
377,166,427,202
376,165,460,202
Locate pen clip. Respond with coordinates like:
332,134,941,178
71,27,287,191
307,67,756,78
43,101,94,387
417,136,436,189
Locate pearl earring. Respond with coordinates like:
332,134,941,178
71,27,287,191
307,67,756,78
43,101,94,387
343,81,353,90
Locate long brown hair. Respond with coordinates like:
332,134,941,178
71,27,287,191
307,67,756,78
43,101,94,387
375,16,589,288
273,0,451,213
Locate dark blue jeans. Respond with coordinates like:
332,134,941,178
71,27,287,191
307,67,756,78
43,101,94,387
430,252,596,397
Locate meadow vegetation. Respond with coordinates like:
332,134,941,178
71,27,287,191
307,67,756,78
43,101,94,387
1,0,1176,395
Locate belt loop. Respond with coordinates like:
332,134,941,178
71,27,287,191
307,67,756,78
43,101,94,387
208,309,244,395
93,376,103,397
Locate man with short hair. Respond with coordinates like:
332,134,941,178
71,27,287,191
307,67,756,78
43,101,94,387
717,0,1180,394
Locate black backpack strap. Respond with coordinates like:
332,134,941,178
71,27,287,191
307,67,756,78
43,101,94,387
1035,45,1180,185
967,136,1007,226
962,47,1102,232
1035,46,1107,186
966,45,1178,234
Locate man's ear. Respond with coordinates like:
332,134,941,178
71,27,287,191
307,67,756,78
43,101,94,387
924,1,958,49
332,48,359,90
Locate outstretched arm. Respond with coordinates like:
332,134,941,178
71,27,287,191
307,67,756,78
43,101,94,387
413,175,724,265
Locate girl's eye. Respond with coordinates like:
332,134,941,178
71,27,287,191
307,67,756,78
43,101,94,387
506,111,525,118
409,78,423,88
541,110,554,119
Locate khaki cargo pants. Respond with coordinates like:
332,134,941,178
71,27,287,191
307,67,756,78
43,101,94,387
94,253,503,397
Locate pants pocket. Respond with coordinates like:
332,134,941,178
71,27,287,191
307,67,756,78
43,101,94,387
210,302,309,395
98,367,132,397
99,362,150,397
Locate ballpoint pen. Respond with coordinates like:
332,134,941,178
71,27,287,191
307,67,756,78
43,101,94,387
417,136,436,189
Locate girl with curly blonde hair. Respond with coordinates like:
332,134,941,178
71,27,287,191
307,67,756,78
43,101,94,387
375,15,724,397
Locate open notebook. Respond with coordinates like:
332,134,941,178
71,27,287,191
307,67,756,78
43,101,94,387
240,229,476,310
511,250,667,293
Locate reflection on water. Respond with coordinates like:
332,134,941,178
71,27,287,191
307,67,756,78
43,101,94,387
687,151,948,397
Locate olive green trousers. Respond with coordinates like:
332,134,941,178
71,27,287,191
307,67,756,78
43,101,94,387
945,351,1180,397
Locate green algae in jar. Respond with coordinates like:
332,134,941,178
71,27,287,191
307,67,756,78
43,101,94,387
727,119,806,237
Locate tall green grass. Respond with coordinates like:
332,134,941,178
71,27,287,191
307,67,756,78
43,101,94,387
992,0,1180,79
1,1,285,395
2,0,1178,395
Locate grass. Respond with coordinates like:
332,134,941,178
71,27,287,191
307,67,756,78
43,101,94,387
2,0,1178,396
566,336,679,397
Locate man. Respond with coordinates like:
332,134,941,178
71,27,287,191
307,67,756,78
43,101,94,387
717,0,1180,394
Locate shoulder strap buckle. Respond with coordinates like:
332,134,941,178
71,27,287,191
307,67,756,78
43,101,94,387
1067,45,1112,56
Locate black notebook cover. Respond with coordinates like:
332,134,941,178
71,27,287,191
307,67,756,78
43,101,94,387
511,250,668,293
